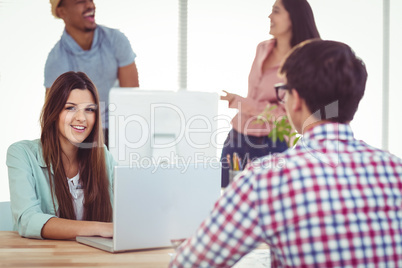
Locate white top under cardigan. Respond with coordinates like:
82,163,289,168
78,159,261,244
67,174,84,220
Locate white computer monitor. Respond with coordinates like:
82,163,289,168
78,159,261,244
108,88,220,166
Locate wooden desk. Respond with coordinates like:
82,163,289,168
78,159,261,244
0,231,174,268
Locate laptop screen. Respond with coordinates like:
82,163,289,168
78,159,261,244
112,163,221,251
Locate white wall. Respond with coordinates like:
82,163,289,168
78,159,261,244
1,0,401,202
389,0,402,156
0,1,61,202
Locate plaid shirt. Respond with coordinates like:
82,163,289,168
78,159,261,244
169,123,402,267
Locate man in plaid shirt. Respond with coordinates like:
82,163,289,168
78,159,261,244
169,40,402,267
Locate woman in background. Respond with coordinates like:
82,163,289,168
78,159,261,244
7,71,116,239
220,0,320,187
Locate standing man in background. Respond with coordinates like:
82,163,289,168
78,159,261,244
45,0,139,146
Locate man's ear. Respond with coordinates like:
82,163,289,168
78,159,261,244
56,6,64,19
290,89,303,112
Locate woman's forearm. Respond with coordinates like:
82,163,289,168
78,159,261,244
41,217,113,240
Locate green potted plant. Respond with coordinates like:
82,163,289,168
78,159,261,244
255,104,300,148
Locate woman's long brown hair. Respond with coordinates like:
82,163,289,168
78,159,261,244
40,71,112,222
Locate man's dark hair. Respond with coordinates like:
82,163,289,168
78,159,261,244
280,39,368,123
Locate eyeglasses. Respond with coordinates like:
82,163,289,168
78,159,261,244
275,83,291,103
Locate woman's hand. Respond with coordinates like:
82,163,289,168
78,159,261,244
220,90,238,103
98,222,113,238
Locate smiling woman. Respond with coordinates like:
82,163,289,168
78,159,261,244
6,72,117,240
58,89,96,147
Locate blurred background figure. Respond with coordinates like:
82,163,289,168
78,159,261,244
220,0,320,187
45,0,140,147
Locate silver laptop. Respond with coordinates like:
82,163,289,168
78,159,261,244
76,163,221,252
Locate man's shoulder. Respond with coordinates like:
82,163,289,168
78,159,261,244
366,144,402,166
44,40,70,87
96,25,133,59
247,149,298,176
97,24,125,39
46,39,67,61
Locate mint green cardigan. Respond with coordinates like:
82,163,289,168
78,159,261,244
6,139,116,239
